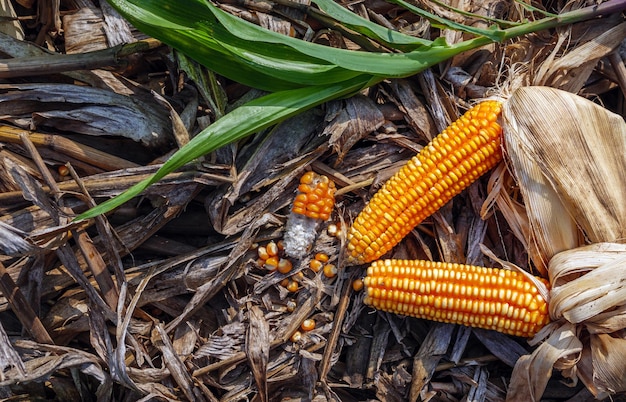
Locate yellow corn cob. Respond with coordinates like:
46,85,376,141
364,259,550,337
347,101,503,265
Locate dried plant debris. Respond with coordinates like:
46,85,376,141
0,84,173,148
0,0,625,401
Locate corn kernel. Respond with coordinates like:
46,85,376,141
286,280,299,292
277,258,293,274
310,259,323,273
323,264,337,278
301,319,316,332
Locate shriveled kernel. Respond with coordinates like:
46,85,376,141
363,259,550,338
346,101,503,265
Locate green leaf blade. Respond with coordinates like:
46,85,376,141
311,0,431,51
75,76,376,221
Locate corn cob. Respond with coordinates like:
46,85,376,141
364,259,550,337
283,172,336,258
347,101,503,265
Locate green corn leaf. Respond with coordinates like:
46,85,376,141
75,75,376,220
429,0,522,28
308,0,432,51
387,0,507,41
111,0,360,90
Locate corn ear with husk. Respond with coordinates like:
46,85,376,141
501,86,626,400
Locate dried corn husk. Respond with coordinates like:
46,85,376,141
502,86,626,400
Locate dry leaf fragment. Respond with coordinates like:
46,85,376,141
534,21,626,92
151,323,198,401
507,322,582,402
0,84,172,147
324,95,384,164
246,305,270,402
0,321,25,381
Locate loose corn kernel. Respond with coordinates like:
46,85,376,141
286,280,299,292
301,319,316,332
277,258,293,274
323,264,337,278
257,246,269,261
327,223,340,237
363,259,550,337
352,278,364,292
290,331,302,342
292,271,305,282
58,165,69,177
310,259,323,273
266,241,279,257
264,256,279,271
346,101,503,265
284,172,337,258
315,253,329,263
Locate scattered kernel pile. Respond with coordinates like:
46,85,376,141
347,101,504,265
256,240,292,274
363,259,550,337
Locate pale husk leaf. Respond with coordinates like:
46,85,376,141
506,322,582,402
504,86,626,244
549,243,626,327
482,163,546,273
503,87,626,398
501,117,579,273
589,333,626,394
